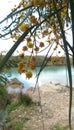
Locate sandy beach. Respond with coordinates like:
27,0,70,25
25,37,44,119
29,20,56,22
26,83,74,130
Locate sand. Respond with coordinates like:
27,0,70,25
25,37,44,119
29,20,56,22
26,83,74,130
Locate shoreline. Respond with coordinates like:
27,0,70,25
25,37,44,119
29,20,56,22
6,80,74,94
38,82,74,94
29,81,74,91
4,82,74,130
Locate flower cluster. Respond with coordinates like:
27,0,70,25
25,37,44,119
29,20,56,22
20,24,29,32
10,0,70,78
30,15,38,25
17,55,36,79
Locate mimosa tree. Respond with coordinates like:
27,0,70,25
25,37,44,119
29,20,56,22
0,0,74,129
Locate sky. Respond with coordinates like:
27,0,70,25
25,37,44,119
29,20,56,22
0,0,21,19
0,0,72,56
0,0,22,55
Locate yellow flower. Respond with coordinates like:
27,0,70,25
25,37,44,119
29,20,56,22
18,67,26,74
22,46,28,51
30,15,38,24
18,62,24,68
42,29,48,36
34,0,43,6
30,63,35,70
18,61,24,74
34,46,39,52
31,56,36,62
21,68,26,73
39,42,44,47
26,71,33,79
26,37,32,42
19,53,24,58
27,42,33,48
20,23,29,32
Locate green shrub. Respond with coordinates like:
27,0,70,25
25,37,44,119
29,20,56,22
0,85,9,110
7,101,20,113
12,121,23,130
0,85,8,99
51,124,68,130
7,93,34,113
19,93,33,106
6,121,23,130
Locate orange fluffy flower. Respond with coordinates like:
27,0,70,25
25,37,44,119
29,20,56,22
34,46,39,52
26,71,33,79
27,42,33,48
19,53,24,58
42,29,48,36
18,62,24,68
30,15,38,24
31,56,36,62
26,37,32,42
30,63,35,70
20,23,29,32
39,42,44,47
22,46,28,51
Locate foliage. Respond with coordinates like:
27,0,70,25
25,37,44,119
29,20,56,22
0,85,9,110
5,121,23,130
12,121,23,130
7,101,20,113
7,93,34,113
12,122,23,130
51,124,68,130
0,0,74,129
19,93,33,106
0,54,9,85
0,54,21,68
0,85,8,100
0,75,8,85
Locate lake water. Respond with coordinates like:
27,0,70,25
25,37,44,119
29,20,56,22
7,65,74,91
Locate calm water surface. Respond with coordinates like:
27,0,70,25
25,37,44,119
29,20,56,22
7,66,74,90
